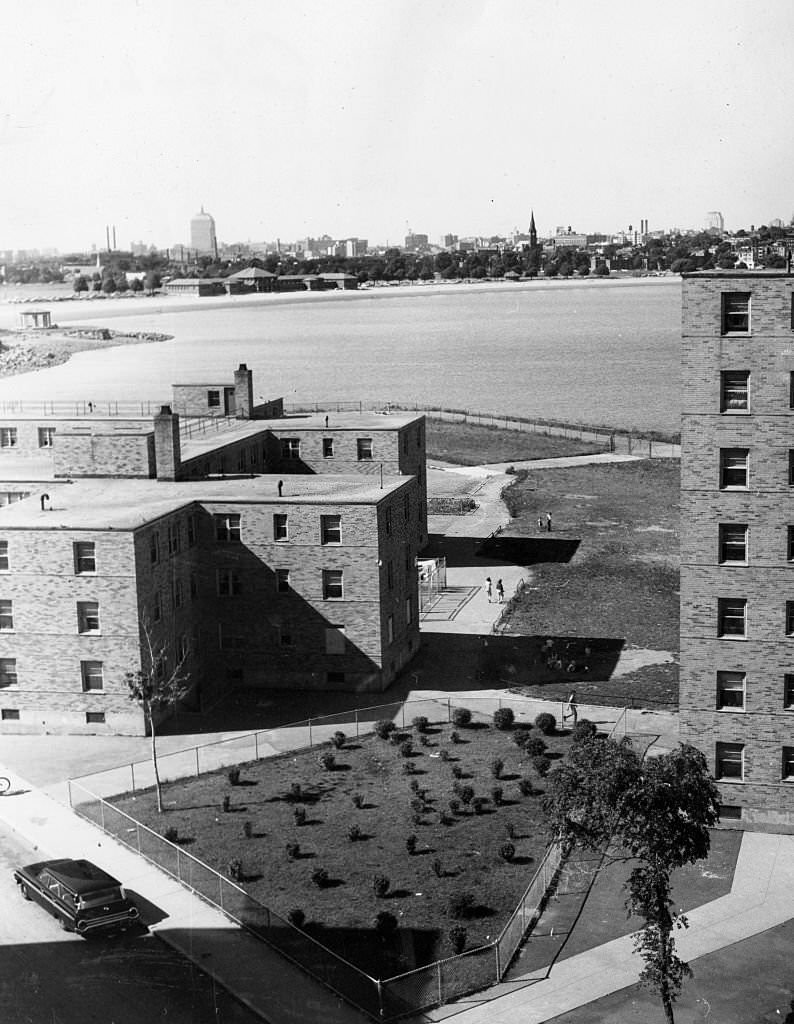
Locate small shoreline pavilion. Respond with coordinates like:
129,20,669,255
680,269,794,832
0,365,427,735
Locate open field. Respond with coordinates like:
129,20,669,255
490,459,679,708
426,418,606,465
111,714,572,976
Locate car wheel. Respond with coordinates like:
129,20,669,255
19,882,31,901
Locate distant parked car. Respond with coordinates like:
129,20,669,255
13,858,140,936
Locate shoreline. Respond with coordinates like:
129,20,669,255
0,327,171,380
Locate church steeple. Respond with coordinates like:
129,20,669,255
529,209,537,249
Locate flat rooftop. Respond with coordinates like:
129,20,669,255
0,472,412,530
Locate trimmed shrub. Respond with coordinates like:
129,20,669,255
451,764,463,780
499,842,516,863
401,761,415,776
287,782,303,803
227,858,243,882
373,874,390,898
242,820,253,839
452,707,472,728
375,911,398,938
439,811,453,826
450,730,461,744
524,736,548,758
490,757,504,779
448,925,468,954
222,794,231,813
518,777,535,797
409,779,420,793
406,834,418,855
419,734,430,747
458,785,475,807
472,797,486,815
432,858,444,878
164,826,179,843
311,867,329,888
410,797,425,816
318,751,336,771
448,891,475,920
448,798,461,815
513,728,532,748
491,785,504,807
493,707,515,731
293,806,307,826
572,719,598,742
399,739,414,758
352,792,365,809
332,730,346,750
286,842,300,860
375,720,396,740
227,767,241,786
412,715,429,734
505,821,516,840
532,754,552,778
348,824,363,842
439,748,450,762
288,907,305,928
534,712,556,735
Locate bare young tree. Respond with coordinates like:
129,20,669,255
126,622,191,813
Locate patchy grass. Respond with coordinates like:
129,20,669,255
496,460,680,708
112,717,573,977
426,418,607,466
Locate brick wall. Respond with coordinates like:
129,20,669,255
54,431,155,478
0,418,149,458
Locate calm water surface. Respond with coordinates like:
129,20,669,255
0,280,682,433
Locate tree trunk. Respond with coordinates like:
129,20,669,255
662,992,675,1024
149,707,163,813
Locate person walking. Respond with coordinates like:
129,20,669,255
563,690,578,727
484,576,493,603
537,515,544,532
495,579,504,603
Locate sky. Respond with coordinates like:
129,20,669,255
1,0,793,252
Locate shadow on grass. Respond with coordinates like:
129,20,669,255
422,533,580,568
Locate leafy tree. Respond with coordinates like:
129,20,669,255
102,276,117,294
126,623,191,812
130,277,144,292
545,739,719,1024
144,270,161,293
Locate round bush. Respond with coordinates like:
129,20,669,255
227,767,241,786
286,842,300,860
490,757,504,779
164,826,179,843
458,785,475,806
406,834,418,855
318,751,336,771
450,730,461,744
375,719,397,740
572,719,598,742
472,797,486,815
524,736,548,758
518,777,534,797
499,842,516,863
242,820,253,839
532,754,552,778
375,911,398,938
332,730,346,750
399,739,414,758
448,925,468,954
513,728,532,748
493,707,515,731
227,858,243,881
311,867,329,888
412,716,429,734
288,907,305,928
534,712,556,735
373,874,390,898
348,824,363,842
448,891,475,920
490,785,504,807
293,806,307,826
452,707,472,728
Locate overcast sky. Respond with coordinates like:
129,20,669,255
2,0,792,252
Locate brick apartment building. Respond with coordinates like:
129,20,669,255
680,271,794,832
0,366,426,735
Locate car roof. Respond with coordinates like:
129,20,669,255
34,859,122,894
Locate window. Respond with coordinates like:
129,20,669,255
718,524,747,564
0,541,7,571
0,428,17,448
77,601,99,633
237,449,246,473
788,527,794,562
153,590,162,623
0,600,12,631
215,514,241,542
172,579,183,609
783,748,794,781
217,569,241,596
278,627,293,648
273,513,288,541
85,712,105,725
149,532,160,564
74,542,96,574
276,569,290,593
406,596,413,625
385,508,392,535
81,660,104,692
785,674,794,709
721,292,750,334
719,448,749,489
787,602,794,636
404,494,410,522
0,659,17,686
718,598,746,638
325,626,345,654
281,438,300,460
790,451,794,486
320,515,341,544
1,709,19,721
207,389,220,408
357,438,373,461
218,627,245,651
790,372,794,410
387,615,394,643
720,371,749,412
387,560,394,590
167,522,181,555
323,438,334,459
249,446,257,468
322,569,343,600
38,427,55,448
716,671,745,709
327,671,345,685
719,804,742,821
715,742,744,780
187,514,196,547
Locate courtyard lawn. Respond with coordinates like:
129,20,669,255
495,459,680,708
111,714,571,978
426,417,606,466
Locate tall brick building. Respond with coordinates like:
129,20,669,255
680,270,794,832
0,367,426,735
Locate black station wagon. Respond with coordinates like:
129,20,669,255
14,858,140,936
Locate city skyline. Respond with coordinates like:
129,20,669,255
1,0,792,252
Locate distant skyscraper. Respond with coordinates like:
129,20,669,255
705,211,724,233
191,206,218,257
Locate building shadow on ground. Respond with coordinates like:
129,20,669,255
422,534,579,568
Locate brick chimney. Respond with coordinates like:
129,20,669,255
234,362,254,419
154,405,181,480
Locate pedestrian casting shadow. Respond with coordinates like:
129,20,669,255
422,534,579,568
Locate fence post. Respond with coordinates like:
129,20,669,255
67,780,72,808
100,799,105,832
438,962,443,1006
130,762,136,792
447,698,451,722
355,709,359,739
195,747,200,777
495,941,501,980
309,719,313,747
255,732,259,760
136,822,141,854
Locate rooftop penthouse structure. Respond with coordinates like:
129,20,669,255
680,270,794,832
0,367,427,735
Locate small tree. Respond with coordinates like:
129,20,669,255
73,275,89,294
126,622,190,813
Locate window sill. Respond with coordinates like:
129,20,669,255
78,631,101,636
716,777,744,783
720,409,750,415
718,634,747,640
716,706,745,712
719,560,748,567
719,486,749,492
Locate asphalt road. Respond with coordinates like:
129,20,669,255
0,823,264,1024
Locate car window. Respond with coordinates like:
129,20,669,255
79,888,123,908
